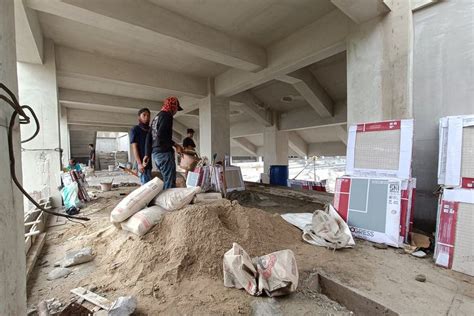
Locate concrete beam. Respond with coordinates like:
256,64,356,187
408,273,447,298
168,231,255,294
231,137,258,156
308,141,346,157
59,88,162,112
214,9,352,97
279,69,334,117
69,124,129,133
279,102,347,131
230,121,265,138
231,92,272,127
334,125,347,145
56,46,208,98
26,0,266,71
330,0,391,24
411,0,438,11
288,131,308,157
14,0,43,63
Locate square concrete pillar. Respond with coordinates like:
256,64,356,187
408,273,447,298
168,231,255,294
198,94,230,162
18,39,62,207
347,0,413,125
59,107,70,168
263,125,288,173
0,0,27,314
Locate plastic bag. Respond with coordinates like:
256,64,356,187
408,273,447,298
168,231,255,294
223,243,258,295
61,182,82,209
151,187,201,211
121,205,168,236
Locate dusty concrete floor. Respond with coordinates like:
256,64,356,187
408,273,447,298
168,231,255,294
27,186,474,315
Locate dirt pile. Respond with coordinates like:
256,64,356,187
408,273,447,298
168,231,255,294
98,200,300,284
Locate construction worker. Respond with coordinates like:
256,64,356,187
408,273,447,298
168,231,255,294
182,128,197,152
130,108,152,184
144,97,184,189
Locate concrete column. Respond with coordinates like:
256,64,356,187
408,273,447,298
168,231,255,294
198,94,230,162
263,124,288,173
18,39,62,206
59,107,70,168
0,0,27,314
347,0,413,125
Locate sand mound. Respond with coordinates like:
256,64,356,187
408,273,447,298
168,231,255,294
90,200,301,289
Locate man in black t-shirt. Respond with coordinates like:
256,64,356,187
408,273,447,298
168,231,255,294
182,128,196,151
130,108,151,184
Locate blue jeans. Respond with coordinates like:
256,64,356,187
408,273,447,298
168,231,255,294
152,151,176,189
138,168,152,185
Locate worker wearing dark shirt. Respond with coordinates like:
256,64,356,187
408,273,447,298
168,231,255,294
130,108,151,184
144,97,184,189
182,128,196,151
88,144,95,169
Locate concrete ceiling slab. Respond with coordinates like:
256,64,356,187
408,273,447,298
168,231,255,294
147,0,336,46
308,51,347,102
251,80,308,112
296,125,344,143
245,134,264,147
38,12,228,77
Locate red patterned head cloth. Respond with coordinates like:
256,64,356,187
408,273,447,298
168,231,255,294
161,96,182,115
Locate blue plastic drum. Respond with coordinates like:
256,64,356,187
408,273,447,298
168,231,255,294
269,165,289,186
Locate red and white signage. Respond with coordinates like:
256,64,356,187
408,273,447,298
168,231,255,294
434,188,474,276
438,115,474,189
346,119,414,179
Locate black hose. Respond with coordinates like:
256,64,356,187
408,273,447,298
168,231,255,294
1,83,89,221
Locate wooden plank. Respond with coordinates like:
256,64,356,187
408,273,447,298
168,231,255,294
70,287,112,310
26,232,47,280
25,230,41,238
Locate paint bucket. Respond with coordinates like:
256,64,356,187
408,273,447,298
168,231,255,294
100,182,112,192
269,165,289,186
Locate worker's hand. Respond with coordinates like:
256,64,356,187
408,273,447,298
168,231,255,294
143,156,150,166
137,162,145,173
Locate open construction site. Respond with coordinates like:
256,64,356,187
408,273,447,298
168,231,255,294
1,0,474,315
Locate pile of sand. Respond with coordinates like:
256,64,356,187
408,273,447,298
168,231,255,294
75,199,301,298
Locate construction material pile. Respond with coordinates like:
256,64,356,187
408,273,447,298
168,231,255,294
81,200,301,293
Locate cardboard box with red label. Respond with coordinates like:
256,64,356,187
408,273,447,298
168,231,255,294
438,115,474,189
434,188,474,276
333,176,416,247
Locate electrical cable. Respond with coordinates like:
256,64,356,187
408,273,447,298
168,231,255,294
1,83,89,221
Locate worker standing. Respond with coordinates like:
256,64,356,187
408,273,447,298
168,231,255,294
130,108,152,184
88,144,95,169
182,128,197,151
144,97,184,189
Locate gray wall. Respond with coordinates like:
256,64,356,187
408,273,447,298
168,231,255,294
412,0,474,231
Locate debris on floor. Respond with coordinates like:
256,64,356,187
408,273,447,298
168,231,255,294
415,274,427,282
108,296,137,316
47,267,72,280
60,247,94,268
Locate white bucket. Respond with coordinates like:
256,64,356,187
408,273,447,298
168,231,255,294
108,165,114,171
100,182,112,191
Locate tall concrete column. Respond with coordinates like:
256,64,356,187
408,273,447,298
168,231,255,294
59,107,70,168
18,39,62,206
198,94,230,162
0,0,27,314
347,0,413,125
263,124,288,173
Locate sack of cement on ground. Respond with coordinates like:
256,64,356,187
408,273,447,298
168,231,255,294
61,182,83,210
61,247,94,268
110,177,164,223
151,187,201,211
256,249,298,297
121,205,168,236
47,267,72,280
108,296,137,316
223,243,259,296
302,204,355,249
193,192,223,204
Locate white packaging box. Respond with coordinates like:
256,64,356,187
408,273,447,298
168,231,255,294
434,188,474,276
438,115,474,189
333,176,414,247
345,119,414,179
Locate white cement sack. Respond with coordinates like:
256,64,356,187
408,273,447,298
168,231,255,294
61,247,94,268
256,249,298,297
121,206,168,236
302,204,355,249
151,187,201,211
110,177,164,223
223,243,258,296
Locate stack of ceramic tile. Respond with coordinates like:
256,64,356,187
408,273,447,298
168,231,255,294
435,115,474,276
333,119,416,247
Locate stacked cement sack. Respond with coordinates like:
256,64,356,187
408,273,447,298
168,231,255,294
333,119,416,247
435,115,474,276
110,177,200,236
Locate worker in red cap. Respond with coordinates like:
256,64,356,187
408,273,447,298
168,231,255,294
144,96,184,189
